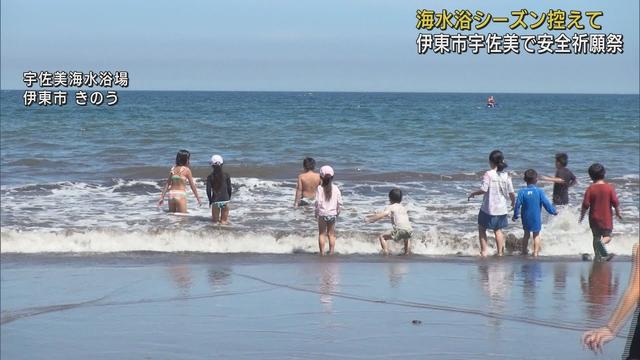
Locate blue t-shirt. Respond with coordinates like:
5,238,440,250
513,185,557,232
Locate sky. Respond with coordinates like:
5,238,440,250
1,0,638,93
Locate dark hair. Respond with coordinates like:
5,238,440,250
489,150,507,172
321,175,333,200
524,169,538,184
389,188,403,204
303,157,316,171
175,150,190,166
588,163,606,181
212,164,225,193
555,153,568,167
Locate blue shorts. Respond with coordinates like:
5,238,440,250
478,210,508,230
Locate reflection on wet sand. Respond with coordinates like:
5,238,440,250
318,261,340,313
478,261,514,327
387,262,409,288
518,262,542,314
581,261,620,321
479,262,514,305
168,265,193,297
553,263,567,293
552,263,568,316
208,267,232,290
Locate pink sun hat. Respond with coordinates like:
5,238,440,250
319,165,334,177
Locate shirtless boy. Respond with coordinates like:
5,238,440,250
294,157,322,207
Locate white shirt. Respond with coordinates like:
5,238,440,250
382,203,412,231
480,169,514,216
315,184,343,216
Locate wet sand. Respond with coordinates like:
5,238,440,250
0,254,633,359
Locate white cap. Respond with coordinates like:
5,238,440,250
319,165,334,177
210,154,223,165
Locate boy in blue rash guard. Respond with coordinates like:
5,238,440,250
513,169,558,257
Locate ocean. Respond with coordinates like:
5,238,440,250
1,91,638,255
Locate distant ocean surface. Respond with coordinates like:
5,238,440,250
1,91,638,255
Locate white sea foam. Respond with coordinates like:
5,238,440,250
1,219,637,256
1,176,638,256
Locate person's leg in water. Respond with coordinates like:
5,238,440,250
592,229,614,261
318,218,327,256
494,229,505,256
327,221,336,255
379,233,392,255
403,238,410,256
478,225,488,257
532,231,541,257
601,233,615,261
592,229,609,261
212,206,221,223
220,205,230,225
522,231,531,256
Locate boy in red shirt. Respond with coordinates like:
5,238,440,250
579,163,623,261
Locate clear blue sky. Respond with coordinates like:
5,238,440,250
1,0,638,93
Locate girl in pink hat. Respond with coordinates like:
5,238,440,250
314,165,343,255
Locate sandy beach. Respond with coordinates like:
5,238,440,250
1,254,633,359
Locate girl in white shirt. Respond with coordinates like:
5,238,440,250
315,165,343,256
468,150,515,257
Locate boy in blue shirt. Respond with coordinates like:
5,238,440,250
513,169,558,256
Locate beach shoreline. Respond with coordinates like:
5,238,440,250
1,253,633,359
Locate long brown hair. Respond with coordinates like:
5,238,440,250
322,175,333,200
212,164,224,192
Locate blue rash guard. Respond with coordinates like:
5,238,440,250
513,185,557,232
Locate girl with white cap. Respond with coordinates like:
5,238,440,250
314,165,343,255
206,154,233,224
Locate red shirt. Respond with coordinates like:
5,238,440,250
582,183,620,230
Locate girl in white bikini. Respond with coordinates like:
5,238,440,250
158,149,202,213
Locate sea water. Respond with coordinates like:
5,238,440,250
1,91,638,255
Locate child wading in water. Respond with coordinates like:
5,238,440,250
468,150,515,257
579,163,622,261
366,188,413,255
294,157,321,207
512,169,557,257
158,149,202,213
541,152,577,206
314,165,342,256
206,154,232,224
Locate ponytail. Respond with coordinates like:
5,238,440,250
489,150,508,172
322,176,333,200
